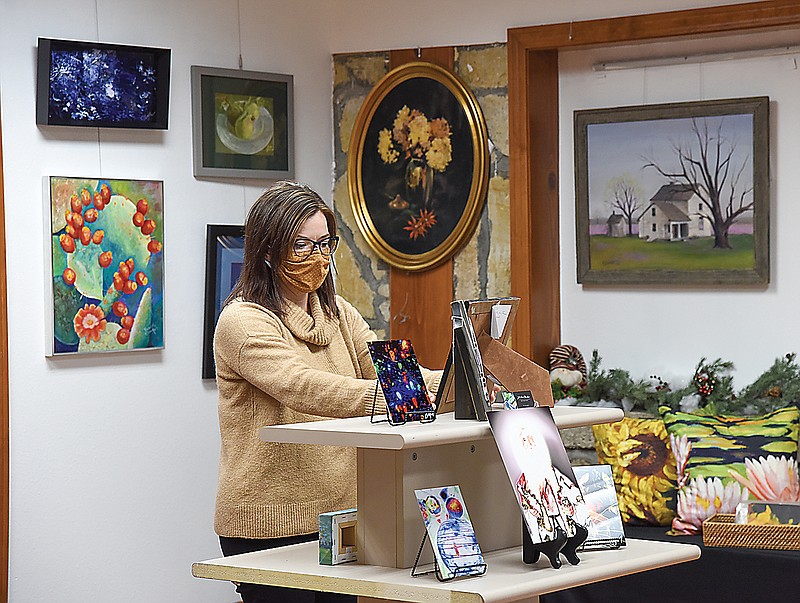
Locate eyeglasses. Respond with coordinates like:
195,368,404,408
292,235,339,260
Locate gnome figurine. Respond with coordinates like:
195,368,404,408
549,345,588,392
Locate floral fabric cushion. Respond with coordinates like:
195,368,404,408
592,417,677,526
660,405,800,535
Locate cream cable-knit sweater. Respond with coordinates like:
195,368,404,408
213,293,440,539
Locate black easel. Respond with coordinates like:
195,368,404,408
522,520,588,569
411,530,487,582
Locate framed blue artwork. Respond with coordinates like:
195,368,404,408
36,38,171,129
202,224,245,379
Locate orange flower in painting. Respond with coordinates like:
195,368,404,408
73,304,107,343
404,209,437,240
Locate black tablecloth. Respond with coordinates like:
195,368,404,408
540,525,800,603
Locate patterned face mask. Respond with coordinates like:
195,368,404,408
278,252,331,293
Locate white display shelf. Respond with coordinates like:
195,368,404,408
258,405,624,450
193,538,700,603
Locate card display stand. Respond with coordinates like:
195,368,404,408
410,530,487,581
523,521,589,569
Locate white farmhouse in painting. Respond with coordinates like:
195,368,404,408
637,183,711,241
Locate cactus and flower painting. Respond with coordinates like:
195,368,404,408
46,177,164,355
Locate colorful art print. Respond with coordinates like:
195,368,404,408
574,96,769,285
202,225,245,379
488,407,588,545
347,61,489,271
46,177,164,355
36,38,170,129
573,465,626,549
414,485,485,580
367,339,434,424
191,66,294,179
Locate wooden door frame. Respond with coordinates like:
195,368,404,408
0,99,9,603
508,0,800,366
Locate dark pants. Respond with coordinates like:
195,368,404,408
219,535,356,603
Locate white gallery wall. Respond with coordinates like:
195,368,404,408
330,0,792,388
0,0,333,601
0,0,782,601
559,31,800,388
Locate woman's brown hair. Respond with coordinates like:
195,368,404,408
226,181,339,318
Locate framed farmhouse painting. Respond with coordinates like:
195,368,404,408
46,177,164,356
574,96,769,285
191,66,293,179
347,61,489,271
202,224,245,379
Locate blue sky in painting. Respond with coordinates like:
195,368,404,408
586,113,754,220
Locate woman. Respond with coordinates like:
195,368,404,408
213,181,440,603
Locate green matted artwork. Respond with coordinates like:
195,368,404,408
191,65,294,179
347,61,489,272
45,176,164,355
574,96,769,286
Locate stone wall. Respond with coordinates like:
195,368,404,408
560,425,599,466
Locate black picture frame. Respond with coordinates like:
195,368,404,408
36,37,171,129
202,224,245,379
574,96,769,286
191,65,294,179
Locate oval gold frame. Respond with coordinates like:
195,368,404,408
347,61,489,272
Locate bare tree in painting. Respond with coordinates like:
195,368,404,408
604,174,642,236
643,117,752,249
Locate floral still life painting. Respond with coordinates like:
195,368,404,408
46,177,164,355
348,62,489,271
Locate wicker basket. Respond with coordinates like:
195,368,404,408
703,513,800,550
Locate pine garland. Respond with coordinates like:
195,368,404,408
551,351,800,416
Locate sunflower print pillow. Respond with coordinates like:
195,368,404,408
660,405,800,535
593,417,677,526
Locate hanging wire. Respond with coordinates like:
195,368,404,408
94,0,103,175
237,0,244,70
237,0,247,201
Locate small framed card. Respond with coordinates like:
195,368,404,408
414,485,486,580
574,465,626,550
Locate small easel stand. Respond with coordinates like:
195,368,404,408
370,381,435,426
410,531,487,582
522,521,589,570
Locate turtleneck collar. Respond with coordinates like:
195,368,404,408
282,292,339,346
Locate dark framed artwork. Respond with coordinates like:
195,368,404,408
36,38,171,129
202,224,245,379
347,61,489,271
574,96,769,285
191,66,293,179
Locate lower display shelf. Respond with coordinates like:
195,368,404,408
192,538,700,603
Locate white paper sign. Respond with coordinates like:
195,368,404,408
490,304,511,339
